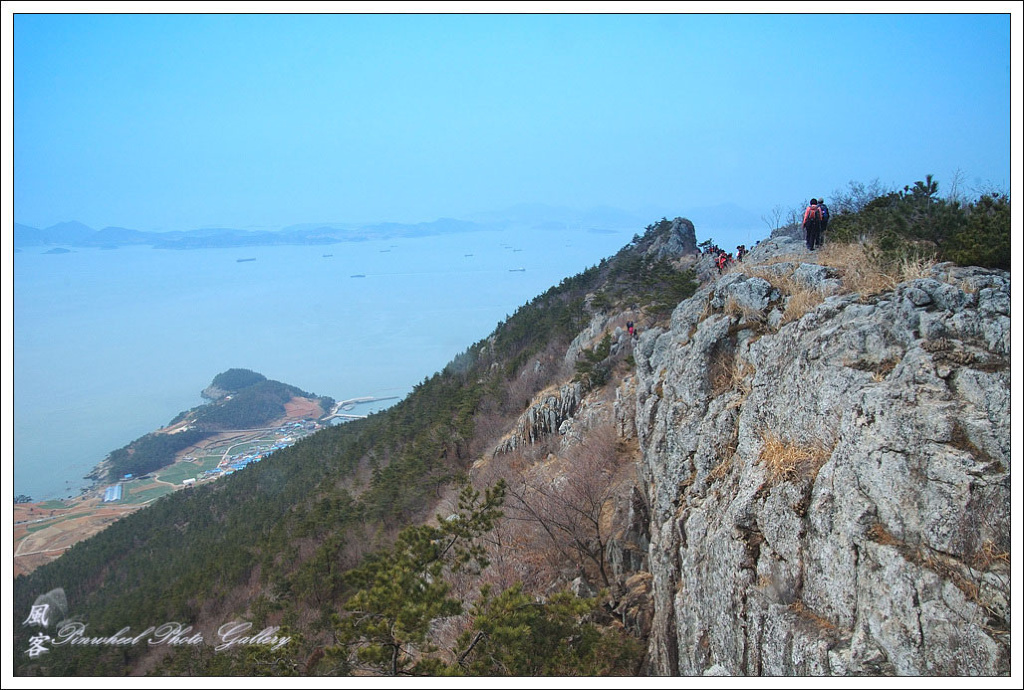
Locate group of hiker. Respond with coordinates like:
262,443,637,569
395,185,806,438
619,196,829,335
706,244,749,274
695,194,831,273
802,197,830,250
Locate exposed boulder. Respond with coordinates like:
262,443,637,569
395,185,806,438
200,385,229,401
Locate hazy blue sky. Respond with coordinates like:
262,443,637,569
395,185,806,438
9,8,1016,232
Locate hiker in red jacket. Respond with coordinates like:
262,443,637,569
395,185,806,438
803,198,823,251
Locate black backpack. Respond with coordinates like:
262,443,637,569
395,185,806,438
819,203,830,223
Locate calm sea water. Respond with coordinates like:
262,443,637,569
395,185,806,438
13,226,634,500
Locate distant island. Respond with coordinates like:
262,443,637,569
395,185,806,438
14,218,487,251
88,368,335,482
14,204,731,253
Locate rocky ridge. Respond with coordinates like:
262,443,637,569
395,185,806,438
499,219,1011,675
623,235,1011,674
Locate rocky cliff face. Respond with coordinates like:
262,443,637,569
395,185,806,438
625,239,1011,675
480,222,1009,675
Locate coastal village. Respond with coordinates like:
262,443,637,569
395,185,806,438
13,396,390,578
102,418,318,502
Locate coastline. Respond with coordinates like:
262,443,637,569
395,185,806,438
13,394,346,578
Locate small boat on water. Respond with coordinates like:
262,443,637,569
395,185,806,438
236,257,256,263
351,274,366,278
509,268,526,272
322,254,333,258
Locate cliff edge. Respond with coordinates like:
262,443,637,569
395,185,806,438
624,240,1010,674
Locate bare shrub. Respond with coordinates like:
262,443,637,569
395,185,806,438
506,360,547,412
469,397,513,458
499,424,624,588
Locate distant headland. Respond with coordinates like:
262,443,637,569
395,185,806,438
14,368,396,578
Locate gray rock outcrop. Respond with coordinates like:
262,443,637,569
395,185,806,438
629,261,1011,675
644,217,698,261
493,381,586,455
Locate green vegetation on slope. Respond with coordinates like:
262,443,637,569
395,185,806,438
209,368,268,392
196,379,306,430
827,174,1010,270
106,428,210,479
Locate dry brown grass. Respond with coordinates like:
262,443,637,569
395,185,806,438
722,294,744,318
742,243,942,307
812,243,940,296
811,243,895,296
972,539,1011,570
706,241,943,332
862,521,1007,627
782,285,826,324
842,354,901,383
698,294,716,322
866,523,902,547
708,340,737,394
790,600,839,631
921,550,981,603
898,254,938,281
708,456,733,483
722,295,771,328
729,359,755,399
758,430,832,485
